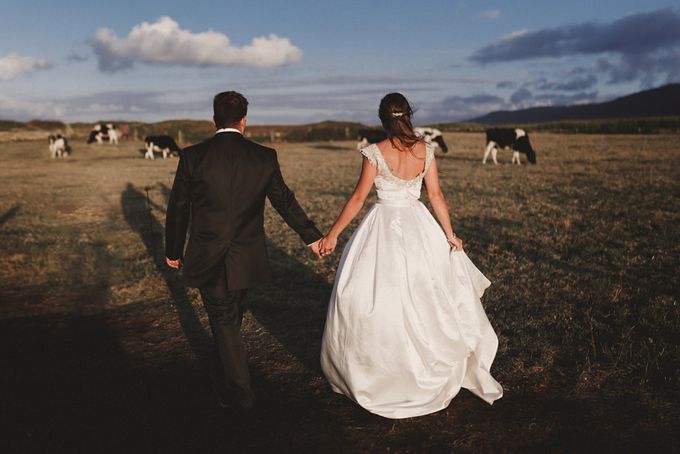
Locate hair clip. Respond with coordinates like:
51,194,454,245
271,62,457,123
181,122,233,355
392,112,404,117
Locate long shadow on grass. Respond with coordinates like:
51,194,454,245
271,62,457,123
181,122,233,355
0,204,20,227
0,304,254,453
0,223,159,452
121,183,212,361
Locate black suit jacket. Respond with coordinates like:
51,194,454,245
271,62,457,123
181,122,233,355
165,131,322,289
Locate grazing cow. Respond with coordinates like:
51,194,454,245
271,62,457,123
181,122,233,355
143,135,181,160
106,124,118,145
87,126,99,144
86,130,99,144
483,128,537,165
414,127,448,153
87,123,106,144
48,134,71,158
356,127,449,153
86,123,118,144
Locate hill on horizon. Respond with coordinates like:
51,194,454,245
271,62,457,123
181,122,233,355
469,83,680,125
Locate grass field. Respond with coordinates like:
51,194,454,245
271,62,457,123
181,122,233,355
1,133,679,452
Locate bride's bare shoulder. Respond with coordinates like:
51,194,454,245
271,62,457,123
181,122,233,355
413,140,427,158
376,139,391,151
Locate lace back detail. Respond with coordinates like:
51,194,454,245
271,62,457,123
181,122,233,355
359,145,378,167
370,143,435,183
423,142,435,176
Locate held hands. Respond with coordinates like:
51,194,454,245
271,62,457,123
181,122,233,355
448,233,463,251
166,257,181,269
318,235,337,258
309,239,323,259
309,235,337,259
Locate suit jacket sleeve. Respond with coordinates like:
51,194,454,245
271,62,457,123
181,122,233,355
165,152,191,260
266,152,322,245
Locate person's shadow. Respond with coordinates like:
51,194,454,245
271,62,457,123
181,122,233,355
120,183,212,362
0,204,20,227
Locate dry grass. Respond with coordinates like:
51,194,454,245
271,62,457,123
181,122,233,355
1,134,679,452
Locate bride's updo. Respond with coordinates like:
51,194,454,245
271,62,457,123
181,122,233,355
378,93,421,150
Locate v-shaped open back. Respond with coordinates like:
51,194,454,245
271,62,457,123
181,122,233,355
375,142,429,181
359,142,435,205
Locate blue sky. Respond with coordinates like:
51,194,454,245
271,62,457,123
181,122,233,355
1,0,679,124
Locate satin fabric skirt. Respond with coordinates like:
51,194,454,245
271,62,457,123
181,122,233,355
320,200,503,419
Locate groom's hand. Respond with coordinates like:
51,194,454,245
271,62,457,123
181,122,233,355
166,257,181,269
309,240,323,259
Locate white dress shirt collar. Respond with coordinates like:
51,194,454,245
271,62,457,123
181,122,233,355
215,127,242,135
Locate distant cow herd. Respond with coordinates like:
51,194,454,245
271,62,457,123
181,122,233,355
47,124,181,161
47,125,538,165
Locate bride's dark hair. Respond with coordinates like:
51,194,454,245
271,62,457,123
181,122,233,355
378,93,421,150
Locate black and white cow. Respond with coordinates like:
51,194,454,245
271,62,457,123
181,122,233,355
48,134,71,158
143,135,181,160
356,127,449,153
86,123,118,145
86,123,106,144
107,124,118,144
483,128,537,165
414,127,448,153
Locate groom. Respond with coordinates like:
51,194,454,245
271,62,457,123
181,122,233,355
165,91,323,410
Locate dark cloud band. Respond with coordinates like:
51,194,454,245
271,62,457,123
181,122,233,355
470,8,680,63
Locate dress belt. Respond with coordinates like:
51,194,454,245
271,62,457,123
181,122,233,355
376,198,418,207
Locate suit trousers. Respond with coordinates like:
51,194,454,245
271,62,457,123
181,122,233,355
199,264,255,408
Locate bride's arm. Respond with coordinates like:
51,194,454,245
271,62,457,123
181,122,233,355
423,159,463,250
319,158,377,255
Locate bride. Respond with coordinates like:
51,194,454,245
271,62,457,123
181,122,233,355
318,93,503,419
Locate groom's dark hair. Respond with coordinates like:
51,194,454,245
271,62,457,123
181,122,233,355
213,91,248,127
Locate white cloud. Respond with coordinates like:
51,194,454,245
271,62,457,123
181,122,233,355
0,95,65,119
92,16,303,72
500,28,529,41
481,9,501,21
0,53,52,80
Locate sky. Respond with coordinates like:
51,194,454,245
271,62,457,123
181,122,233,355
1,0,679,124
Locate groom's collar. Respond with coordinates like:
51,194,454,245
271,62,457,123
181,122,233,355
215,127,242,135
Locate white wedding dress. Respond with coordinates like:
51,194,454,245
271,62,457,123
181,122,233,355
320,143,503,419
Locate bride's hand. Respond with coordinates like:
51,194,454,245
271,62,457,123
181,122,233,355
319,235,337,257
448,233,463,251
